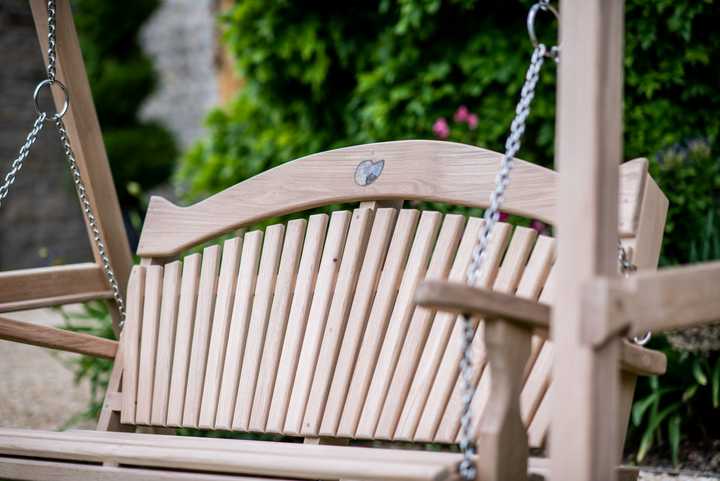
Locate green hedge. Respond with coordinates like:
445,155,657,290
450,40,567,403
74,0,176,210
179,0,720,212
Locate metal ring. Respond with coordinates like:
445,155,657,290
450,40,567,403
33,79,69,121
527,1,560,59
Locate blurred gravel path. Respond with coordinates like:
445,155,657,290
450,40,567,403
0,309,91,429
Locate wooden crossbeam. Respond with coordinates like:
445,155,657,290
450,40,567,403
0,263,112,313
585,261,720,345
0,315,117,359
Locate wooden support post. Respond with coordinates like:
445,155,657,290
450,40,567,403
551,1,625,480
475,320,531,481
28,0,133,334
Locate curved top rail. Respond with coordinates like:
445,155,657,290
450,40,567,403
138,140,647,257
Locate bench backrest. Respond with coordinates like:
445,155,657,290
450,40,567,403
120,140,667,447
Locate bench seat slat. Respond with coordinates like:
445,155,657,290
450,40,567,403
266,214,328,433
136,265,164,424
250,219,307,432
376,214,466,440
233,224,286,431
199,236,243,428
338,209,421,438
166,253,202,426
320,208,399,436
151,261,182,425
418,222,511,443
284,211,352,435
215,231,264,430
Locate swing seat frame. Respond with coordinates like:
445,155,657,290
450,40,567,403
0,140,667,481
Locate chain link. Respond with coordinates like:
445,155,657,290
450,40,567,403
0,113,47,207
0,0,127,326
618,242,652,345
54,118,126,325
458,42,548,481
46,0,57,83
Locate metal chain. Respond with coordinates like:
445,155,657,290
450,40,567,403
46,0,57,83
0,0,127,326
55,117,126,326
458,42,549,481
618,242,652,345
0,113,47,207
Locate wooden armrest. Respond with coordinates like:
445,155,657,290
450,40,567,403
415,280,550,331
416,280,666,376
0,316,117,359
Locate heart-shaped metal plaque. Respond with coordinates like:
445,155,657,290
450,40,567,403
354,159,384,186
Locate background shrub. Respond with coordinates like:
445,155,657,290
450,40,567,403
73,0,176,226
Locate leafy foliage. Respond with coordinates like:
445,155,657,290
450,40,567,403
73,0,176,210
179,0,720,203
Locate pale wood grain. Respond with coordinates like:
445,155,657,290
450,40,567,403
215,231,264,430
338,209,421,438
232,224,286,430
551,1,626,478
181,245,221,427
416,222,511,443
0,263,111,313
375,214,465,439
266,215,328,433
394,217,482,441
198,237,243,428
355,211,443,439
135,266,164,425
249,219,306,432
121,267,146,424
302,209,374,435
151,261,182,425
0,316,117,359
166,253,202,426
320,208,398,436
137,141,647,258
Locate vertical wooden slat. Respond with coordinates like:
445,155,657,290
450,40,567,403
214,231,264,430
354,210,443,439
394,217,482,441
320,208,398,436
528,383,553,448
302,209,375,435
166,254,202,426
198,237,243,428
181,245,221,427
121,267,146,425
283,211,352,435
374,214,466,439
335,208,419,438
150,261,182,425
135,266,164,425
446,226,536,443
520,267,558,427
249,219,307,432
232,224,286,430
414,222,511,442
266,214,328,433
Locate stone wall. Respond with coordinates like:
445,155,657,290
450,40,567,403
0,1,91,271
0,0,219,272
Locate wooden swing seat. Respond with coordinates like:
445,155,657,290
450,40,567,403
0,141,667,481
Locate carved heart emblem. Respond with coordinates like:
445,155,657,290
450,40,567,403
354,159,384,186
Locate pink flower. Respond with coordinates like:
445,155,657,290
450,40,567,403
467,113,478,129
432,117,450,139
453,105,470,123
498,212,509,222
530,219,547,233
